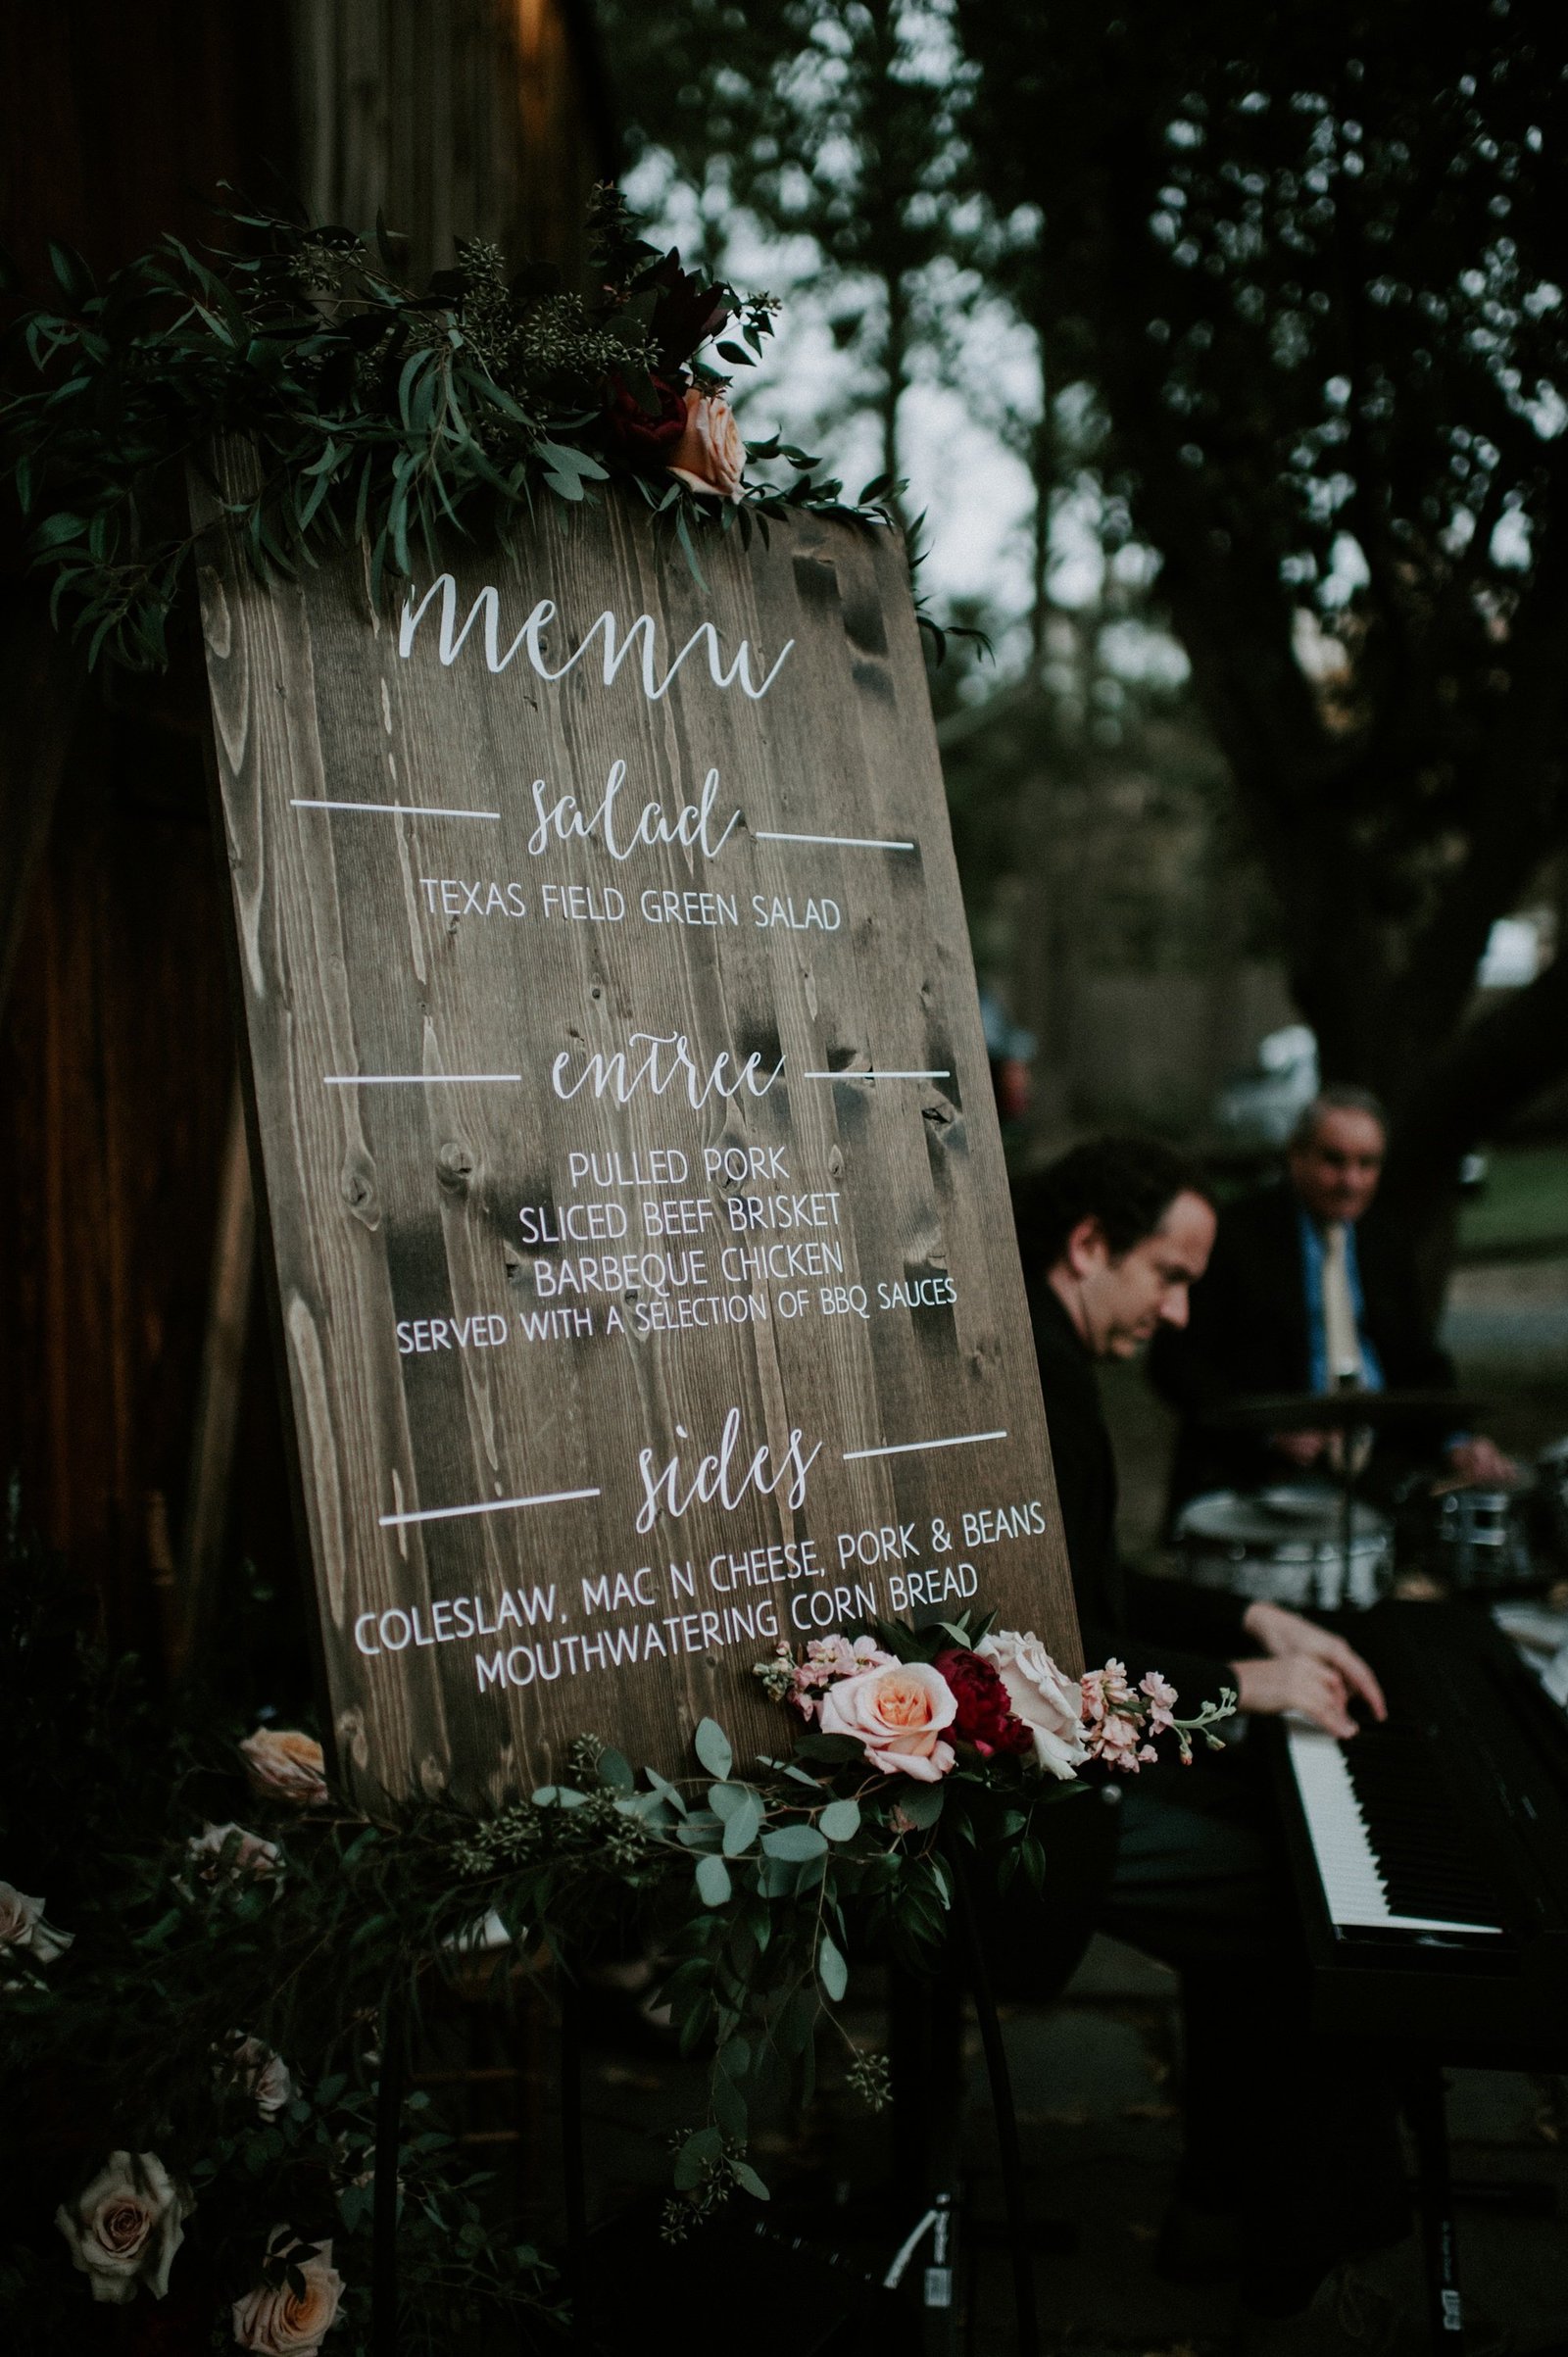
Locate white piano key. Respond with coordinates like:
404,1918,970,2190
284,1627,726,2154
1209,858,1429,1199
1286,1723,1504,1938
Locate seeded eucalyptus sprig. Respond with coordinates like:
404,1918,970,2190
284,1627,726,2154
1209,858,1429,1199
0,186,895,673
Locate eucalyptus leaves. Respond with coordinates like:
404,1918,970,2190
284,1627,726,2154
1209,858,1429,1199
1,186,895,674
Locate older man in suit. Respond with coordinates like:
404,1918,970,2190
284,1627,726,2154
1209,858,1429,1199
1150,1086,1514,1513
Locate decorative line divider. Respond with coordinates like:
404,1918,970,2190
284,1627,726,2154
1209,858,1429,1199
802,1069,950,1081
291,798,501,819
378,1486,602,1530
842,1429,1007,1462
753,827,915,852
322,1073,522,1087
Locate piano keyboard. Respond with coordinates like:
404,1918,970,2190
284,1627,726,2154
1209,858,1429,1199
1286,1721,1505,1938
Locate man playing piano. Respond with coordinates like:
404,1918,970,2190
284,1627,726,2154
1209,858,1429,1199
1149,1086,1514,1512
1014,1137,1410,2351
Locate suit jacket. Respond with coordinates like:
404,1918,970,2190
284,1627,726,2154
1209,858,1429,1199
1148,1181,1455,1510
1026,1272,1249,1711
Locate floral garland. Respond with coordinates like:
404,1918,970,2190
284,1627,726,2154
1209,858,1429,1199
0,185,899,674
2,1532,1232,2353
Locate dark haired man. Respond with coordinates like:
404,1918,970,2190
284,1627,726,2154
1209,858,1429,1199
1150,1088,1514,1511
1013,1137,1406,2347
1013,1136,1384,1737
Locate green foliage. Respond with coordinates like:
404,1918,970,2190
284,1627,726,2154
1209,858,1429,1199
0,185,892,674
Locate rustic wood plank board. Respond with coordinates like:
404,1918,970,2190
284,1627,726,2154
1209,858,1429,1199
195,460,1079,1806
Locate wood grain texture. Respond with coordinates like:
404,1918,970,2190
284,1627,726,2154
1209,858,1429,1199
195,463,1080,1806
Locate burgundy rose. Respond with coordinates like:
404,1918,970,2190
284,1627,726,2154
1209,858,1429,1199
933,1647,1033,1759
603,371,689,465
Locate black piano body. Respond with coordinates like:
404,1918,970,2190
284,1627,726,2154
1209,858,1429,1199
1271,1598,1568,2068
1271,1598,1568,2067
1268,1597,1568,2349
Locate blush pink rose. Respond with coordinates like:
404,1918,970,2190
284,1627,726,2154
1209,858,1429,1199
0,1879,73,1968
232,2233,345,2354
240,1731,329,1808
818,1660,957,1782
222,2035,296,2120
56,2151,189,2304
183,1822,282,1892
666,389,747,500
976,1631,1091,1780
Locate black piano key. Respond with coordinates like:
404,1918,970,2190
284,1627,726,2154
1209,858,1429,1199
1340,1725,1502,1924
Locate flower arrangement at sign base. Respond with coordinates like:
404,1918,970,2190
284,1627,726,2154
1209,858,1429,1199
3,1483,1233,2342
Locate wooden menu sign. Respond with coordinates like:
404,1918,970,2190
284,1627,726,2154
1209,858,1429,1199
196,454,1079,1806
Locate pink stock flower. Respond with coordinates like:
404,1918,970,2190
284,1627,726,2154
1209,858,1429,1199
1139,1671,1178,1734
1081,1658,1173,1773
789,1634,894,1722
819,1659,958,1783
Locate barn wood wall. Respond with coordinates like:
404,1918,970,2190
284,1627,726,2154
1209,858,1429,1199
0,5,611,1652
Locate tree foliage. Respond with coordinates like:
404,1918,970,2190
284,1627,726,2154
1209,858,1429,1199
956,0,1568,1181
599,1,1001,507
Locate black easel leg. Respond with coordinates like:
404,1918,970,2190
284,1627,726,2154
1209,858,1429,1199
887,1963,962,2356
1407,2064,1466,2354
372,1971,407,2357
948,1844,1040,2357
558,1953,590,2347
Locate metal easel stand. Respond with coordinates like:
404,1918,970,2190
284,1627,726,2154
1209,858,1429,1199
883,1838,1041,2357
372,1970,409,2357
946,1839,1041,2357
556,1950,591,2349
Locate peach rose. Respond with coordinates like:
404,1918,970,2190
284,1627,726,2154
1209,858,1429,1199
240,1731,328,1808
232,2233,345,2354
818,1659,957,1782
56,2150,189,2304
0,1880,73,1968
976,1631,1091,1781
666,389,747,500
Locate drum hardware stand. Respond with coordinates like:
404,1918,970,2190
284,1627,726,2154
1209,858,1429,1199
1405,2063,1468,2354
1334,1375,1366,1614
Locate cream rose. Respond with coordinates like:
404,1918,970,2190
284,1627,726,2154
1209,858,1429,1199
0,1880,73,1967
818,1659,957,1782
666,389,747,500
976,1631,1091,1781
232,2233,346,2354
56,2150,189,2304
240,1731,329,1808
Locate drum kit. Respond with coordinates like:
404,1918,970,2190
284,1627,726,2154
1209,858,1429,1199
1175,1387,1568,1612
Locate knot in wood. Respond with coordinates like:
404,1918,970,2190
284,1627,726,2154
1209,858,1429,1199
436,1139,475,1194
339,1152,380,1229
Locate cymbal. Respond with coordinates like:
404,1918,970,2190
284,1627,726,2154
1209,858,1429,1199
1205,1387,1485,1434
